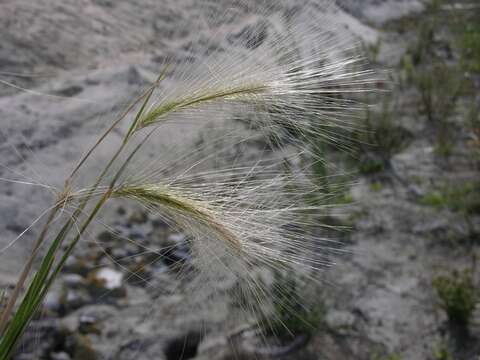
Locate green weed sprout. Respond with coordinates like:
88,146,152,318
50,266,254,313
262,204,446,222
433,270,477,329
0,2,377,358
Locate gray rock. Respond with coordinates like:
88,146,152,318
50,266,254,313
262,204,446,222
13,319,61,359
62,274,86,288
50,352,72,360
124,242,141,256
63,256,92,277
43,287,63,313
129,227,147,241
325,310,356,334
151,216,169,229
64,289,92,311
128,210,148,225
79,313,102,335
97,230,120,243
110,247,129,260
86,268,127,299
167,233,186,244
71,334,98,360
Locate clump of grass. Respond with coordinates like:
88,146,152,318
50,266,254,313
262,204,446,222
418,182,480,215
466,100,480,164
362,39,382,64
359,159,385,175
370,182,383,192
406,14,435,66
0,290,6,314
432,270,477,329
453,5,480,74
412,63,465,125
385,355,401,360
391,0,443,67
432,342,454,360
258,271,325,343
460,22,480,73
394,0,479,158
353,98,411,175
0,3,377,358
371,353,402,360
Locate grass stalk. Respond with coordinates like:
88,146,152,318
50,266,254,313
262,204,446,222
0,74,162,358
0,194,65,334
0,122,155,358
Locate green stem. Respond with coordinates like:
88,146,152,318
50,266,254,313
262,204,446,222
0,71,163,359
1,131,151,357
0,80,160,338
0,202,61,334
0,69,171,360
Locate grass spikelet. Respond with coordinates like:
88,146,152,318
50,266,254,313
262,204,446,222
134,3,379,153
138,84,269,129
112,183,243,252
108,150,343,336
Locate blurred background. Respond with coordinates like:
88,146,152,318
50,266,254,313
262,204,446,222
0,0,479,359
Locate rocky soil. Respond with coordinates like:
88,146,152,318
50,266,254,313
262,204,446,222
2,1,480,360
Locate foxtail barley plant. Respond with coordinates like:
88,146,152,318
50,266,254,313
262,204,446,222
0,1,378,358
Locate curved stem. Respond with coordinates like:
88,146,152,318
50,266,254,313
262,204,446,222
69,79,161,178
0,75,160,339
0,203,59,334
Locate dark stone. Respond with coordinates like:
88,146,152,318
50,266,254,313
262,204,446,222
164,331,203,360
128,210,148,224
116,206,127,216
53,85,83,97
97,230,119,243
151,216,169,229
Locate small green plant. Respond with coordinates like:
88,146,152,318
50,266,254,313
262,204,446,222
0,290,5,314
434,141,454,158
413,63,465,124
359,160,385,175
362,39,382,64
458,14,480,73
401,1,480,158
401,0,443,66
418,182,480,215
370,182,383,192
466,100,480,164
371,352,402,360
354,99,411,174
408,19,435,65
418,192,447,208
258,272,325,342
400,54,415,88
432,270,477,328
308,138,354,206
432,342,454,360
384,354,401,360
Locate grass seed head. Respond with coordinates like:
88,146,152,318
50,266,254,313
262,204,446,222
133,2,379,154
0,0,379,350
102,2,377,335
